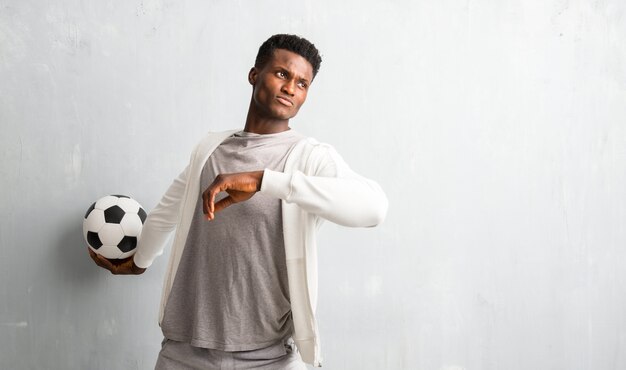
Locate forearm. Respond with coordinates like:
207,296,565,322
133,165,189,268
133,218,176,268
260,168,388,227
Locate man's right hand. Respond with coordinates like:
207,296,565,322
88,248,146,275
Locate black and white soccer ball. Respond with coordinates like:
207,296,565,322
83,195,147,259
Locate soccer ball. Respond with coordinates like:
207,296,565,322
83,195,147,259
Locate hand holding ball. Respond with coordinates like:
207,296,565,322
83,195,147,259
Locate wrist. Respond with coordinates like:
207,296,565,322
256,170,265,191
259,169,291,200
131,261,146,275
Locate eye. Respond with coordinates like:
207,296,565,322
277,71,287,78
297,81,308,89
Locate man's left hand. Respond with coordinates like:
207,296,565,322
88,248,146,275
202,170,264,220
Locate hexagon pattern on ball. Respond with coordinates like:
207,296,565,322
117,197,140,214
98,245,124,259
83,194,147,260
120,213,143,236
118,249,135,260
95,195,119,210
99,223,125,246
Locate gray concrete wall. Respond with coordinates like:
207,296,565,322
1,0,626,369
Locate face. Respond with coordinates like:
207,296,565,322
249,49,314,121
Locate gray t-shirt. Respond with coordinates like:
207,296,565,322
160,129,304,351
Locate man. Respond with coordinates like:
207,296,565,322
89,34,388,369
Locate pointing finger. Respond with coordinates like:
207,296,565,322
206,176,223,215
209,184,220,215
202,189,210,216
214,195,234,214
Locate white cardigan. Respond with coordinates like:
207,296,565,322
133,130,388,367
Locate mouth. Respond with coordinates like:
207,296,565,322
276,96,294,107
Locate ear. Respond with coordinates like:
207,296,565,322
248,67,257,85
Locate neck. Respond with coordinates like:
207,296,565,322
243,98,291,134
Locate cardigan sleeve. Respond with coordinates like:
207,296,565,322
133,163,190,268
260,144,388,227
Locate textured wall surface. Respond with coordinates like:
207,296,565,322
1,1,626,369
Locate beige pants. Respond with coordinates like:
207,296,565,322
155,337,308,370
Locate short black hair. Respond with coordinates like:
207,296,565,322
255,34,322,79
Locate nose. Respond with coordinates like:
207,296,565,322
281,79,295,96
